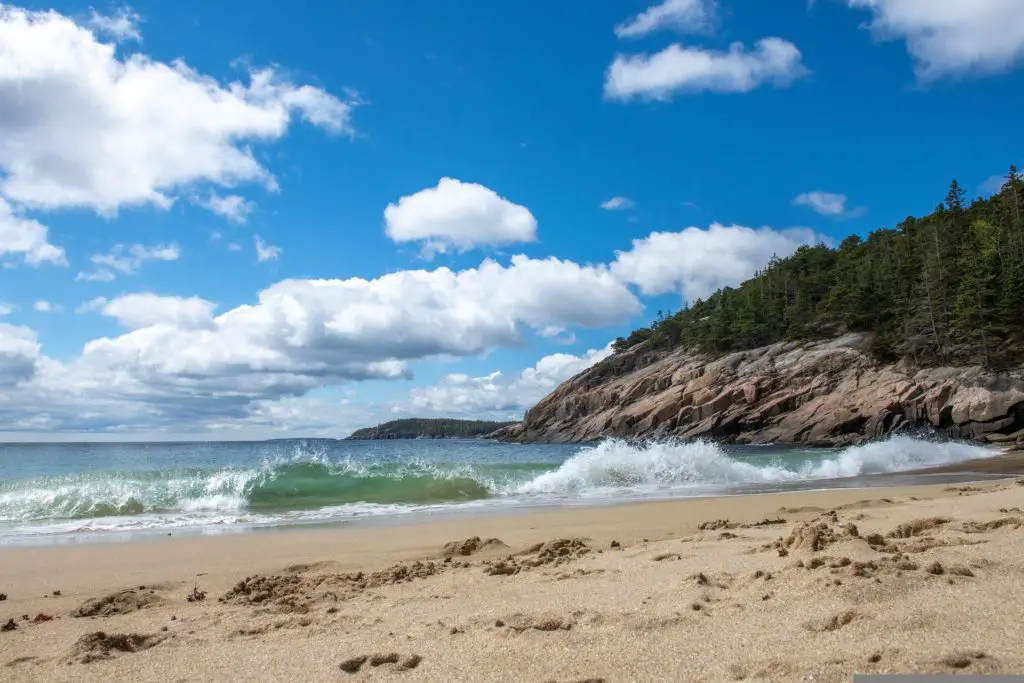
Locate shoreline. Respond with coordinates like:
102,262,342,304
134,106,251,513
2,444,1022,548
2,477,1024,680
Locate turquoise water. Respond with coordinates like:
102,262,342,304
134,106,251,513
0,436,1001,544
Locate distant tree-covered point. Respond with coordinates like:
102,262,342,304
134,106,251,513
611,168,1024,370
345,418,515,440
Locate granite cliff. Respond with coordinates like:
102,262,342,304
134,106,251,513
493,333,1024,447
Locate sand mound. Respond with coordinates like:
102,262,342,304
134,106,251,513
699,518,786,531
778,521,852,552
500,612,575,633
928,651,999,673
68,632,166,664
485,539,592,576
886,517,951,538
526,538,592,565
804,609,858,632
961,517,1022,533
339,653,421,673
221,575,311,613
698,519,740,531
440,536,507,558
223,561,445,610
73,589,163,618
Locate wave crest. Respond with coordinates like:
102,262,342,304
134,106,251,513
513,436,992,495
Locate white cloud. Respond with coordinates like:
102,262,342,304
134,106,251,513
605,39,809,100
0,322,40,386
75,296,108,314
227,243,243,252
197,193,255,224
100,293,216,329
383,178,537,257
407,344,614,417
611,223,824,301
0,302,13,315
33,300,57,313
0,199,67,266
86,7,141,42
600,196,636,211
0,256,639,434
615,0,716,39
76,243,180,282
977,165,1021,197
0,4,360,214
848,0,1024,81
794,191,847,216
793,190,868,220
254,235,282,261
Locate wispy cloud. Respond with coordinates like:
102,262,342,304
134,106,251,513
87,6,142,42
196,193,255,224
615,0,716,39
254,235,282,262
793,191,866,219
76,243,181,282
600,196,636,211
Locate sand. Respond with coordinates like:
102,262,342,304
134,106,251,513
2,480,1024,681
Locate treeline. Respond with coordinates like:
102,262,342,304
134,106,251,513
346,418,514,440
613,167,1024,369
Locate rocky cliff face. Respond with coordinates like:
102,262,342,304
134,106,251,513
494,333,1024,446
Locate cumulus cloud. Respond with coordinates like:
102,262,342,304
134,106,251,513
0,302,12,315
33,300,57,313
611,223,825,301
848,0,1024,81
615,0,717,39
383,178,538,257
0,322,40,386
0,257,639,433
254,235,282,261
197,193,255,224
600,196,635,211
99,293,217,329
407,344,614,417
0,199,67,266
76,243,180,282
0,4,360,215
605,39,809,100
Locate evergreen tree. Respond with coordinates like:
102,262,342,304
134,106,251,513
612,172,1024,369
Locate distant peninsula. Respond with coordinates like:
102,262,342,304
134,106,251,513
345,418,515,440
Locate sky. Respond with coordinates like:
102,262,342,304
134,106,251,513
0,0,1022,441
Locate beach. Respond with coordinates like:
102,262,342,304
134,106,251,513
2,475,1024,681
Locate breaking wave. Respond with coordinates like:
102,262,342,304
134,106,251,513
0,436,996,537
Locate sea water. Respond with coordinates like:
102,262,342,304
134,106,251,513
0,436,1000,544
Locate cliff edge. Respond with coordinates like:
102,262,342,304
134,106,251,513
493,333,1024,447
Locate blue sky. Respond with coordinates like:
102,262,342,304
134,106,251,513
0,0,1022,440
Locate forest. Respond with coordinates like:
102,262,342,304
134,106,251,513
612,167,1024,370
346,418,514,439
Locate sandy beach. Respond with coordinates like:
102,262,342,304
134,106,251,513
2,478,1023,682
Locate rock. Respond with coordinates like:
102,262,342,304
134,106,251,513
495,334,1024,446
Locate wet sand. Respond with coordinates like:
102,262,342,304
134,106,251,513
1,475,1024,681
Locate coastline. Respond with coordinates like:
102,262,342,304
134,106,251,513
2,471,1024,680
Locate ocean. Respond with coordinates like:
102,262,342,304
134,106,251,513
0,436,1002,545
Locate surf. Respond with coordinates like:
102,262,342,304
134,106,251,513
0,436,998,537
